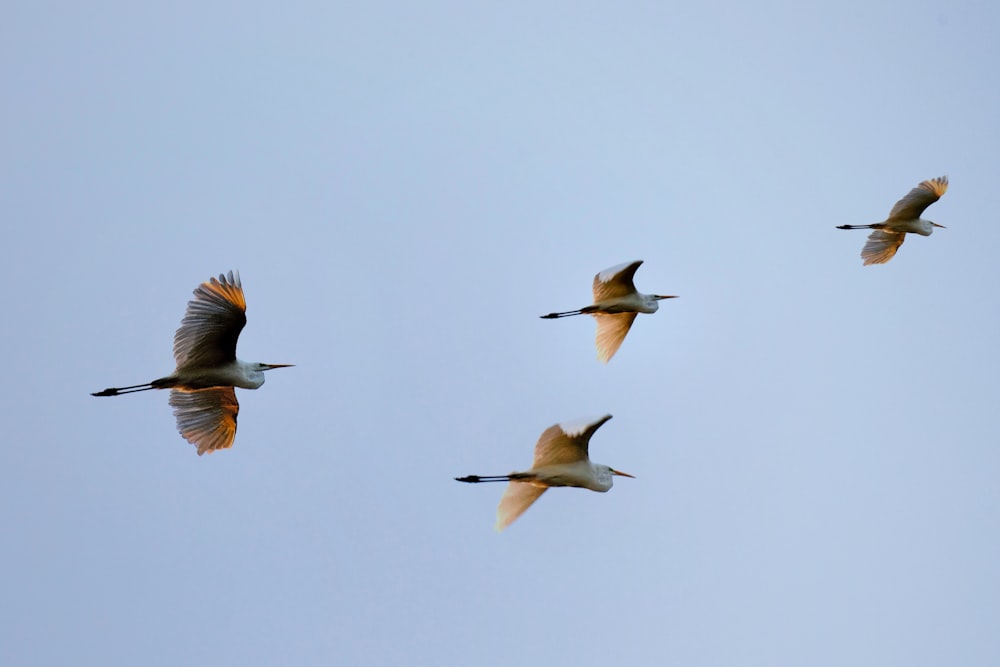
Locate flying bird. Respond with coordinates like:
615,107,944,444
455,414,634,531
541,260,677,363
92,271,292,455
837,175,948,265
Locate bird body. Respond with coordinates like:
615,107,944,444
455,414,634,531
92,271,292,455
518,460,616,491
838,176,948,265
541,260,676,362
881,217,939,237
590,290,662,315
146,359,274,392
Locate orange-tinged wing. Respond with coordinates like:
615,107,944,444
592,260,643,301
861,229,906,265
595,312,637,363
173,271,247,370
887,176,948,221
495,483,546,531
169,387,239,455
532,415,612,467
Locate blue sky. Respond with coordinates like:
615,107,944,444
3,1,999,665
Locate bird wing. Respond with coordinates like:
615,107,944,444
592,260,643,301
173,271,247,370
532,415,612,467
861,229,906,266
887,176,948,221
169,388,239,455
495,483,546,531
595,312,638,363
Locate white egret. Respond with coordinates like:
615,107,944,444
92,271,292,455
455,414,634,531
541,260,677,363
837,175,948,265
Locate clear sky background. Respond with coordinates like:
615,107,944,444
3,1,999,665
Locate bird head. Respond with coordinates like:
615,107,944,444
642,294,678,313
922,220,945,236
239,362,294,389
595,465,636,490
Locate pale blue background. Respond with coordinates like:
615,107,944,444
3,1,999,665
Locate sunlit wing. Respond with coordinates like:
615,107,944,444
592,260,643,301
861,229,906,266
532,414,612,467
495,483,547,531
595,312,638,363
887,176,948,221
169,387,239,455
173,271,248,369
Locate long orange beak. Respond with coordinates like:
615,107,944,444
931,222,946,228
612,469,635,478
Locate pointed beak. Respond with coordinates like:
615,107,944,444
263,364,294,370
931,222,946,228
655,295,679,301
611,469,635,479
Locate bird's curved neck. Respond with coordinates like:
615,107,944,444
639,294,660,313
234,359,266,389
589,464,615,492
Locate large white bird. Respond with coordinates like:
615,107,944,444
837,175,948,265
455,414,634,531
92,271,292,455
541,260,677,363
